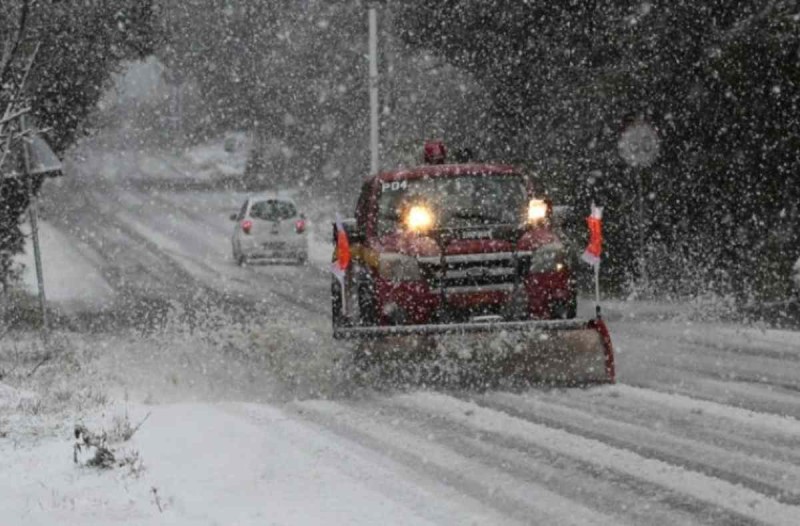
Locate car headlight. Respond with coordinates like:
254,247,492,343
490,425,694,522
530,242,567,273
379,253,422,281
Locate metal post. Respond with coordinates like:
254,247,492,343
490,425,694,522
383,3,395,158
368,7,380,175
21,117,48,335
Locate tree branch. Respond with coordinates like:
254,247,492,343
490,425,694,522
0,106,30,126
0,41,39,150
0,0,31,88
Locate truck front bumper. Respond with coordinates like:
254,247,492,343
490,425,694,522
374,269,574,325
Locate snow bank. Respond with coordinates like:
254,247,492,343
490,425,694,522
15,219,114,308
0,402,451,525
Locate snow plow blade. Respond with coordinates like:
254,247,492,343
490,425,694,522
335,318,615,385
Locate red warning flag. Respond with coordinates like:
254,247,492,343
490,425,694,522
581,204,603,267
332,215,351,282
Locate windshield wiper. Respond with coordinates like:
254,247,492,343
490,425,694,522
379,212,400,222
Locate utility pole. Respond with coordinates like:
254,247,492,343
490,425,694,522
636,166,646,290
368,7,380,175
383,2,396,162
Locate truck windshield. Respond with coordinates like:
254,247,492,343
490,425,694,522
377,173,527,235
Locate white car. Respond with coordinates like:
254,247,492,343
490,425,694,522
230,195,308,265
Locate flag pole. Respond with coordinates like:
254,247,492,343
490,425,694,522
581,202,603,321
594,261,601,319
332,215,351,317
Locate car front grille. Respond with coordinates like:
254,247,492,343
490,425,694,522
417,252,530,293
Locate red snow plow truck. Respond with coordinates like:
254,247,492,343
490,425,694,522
331,142,615,384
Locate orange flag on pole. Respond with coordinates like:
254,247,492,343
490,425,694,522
332,215,351,284
581,204,603,267
331,215,352,316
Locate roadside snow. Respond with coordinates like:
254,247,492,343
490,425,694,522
0,382,36,410
0,402,459,526
15,219,113,308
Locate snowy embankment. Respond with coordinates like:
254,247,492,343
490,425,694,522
0,400,474,526
15,213,114,310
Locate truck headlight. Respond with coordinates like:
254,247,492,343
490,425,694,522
379,253,422,281
530,243,567,273
405,205,435,233
527,199,549,223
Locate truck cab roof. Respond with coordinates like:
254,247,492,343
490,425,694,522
373,163,518,183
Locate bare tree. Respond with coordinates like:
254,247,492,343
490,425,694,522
0,0,36,292
0,0,157,289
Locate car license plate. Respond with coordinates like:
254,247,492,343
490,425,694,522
263,241,285,249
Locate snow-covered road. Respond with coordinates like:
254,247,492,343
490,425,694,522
4,154,800,525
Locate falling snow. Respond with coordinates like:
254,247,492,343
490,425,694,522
1,2,799,525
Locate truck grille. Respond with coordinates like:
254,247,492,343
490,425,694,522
418,252,531,293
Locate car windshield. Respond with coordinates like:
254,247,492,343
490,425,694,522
377,173,527,235
249,199,297,221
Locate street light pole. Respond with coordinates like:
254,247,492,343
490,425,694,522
618,119,660,296
368,7,380,175
636,167,647,290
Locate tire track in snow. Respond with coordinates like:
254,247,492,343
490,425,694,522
49,182,211,300
226,403,523,526
355,397,725,525
614,330,800,418
107,187,330,316
628,323,800,360
622,338,800,393
390,392,800,526
612,384,800,436
524,386,800,466
625,373,800,420
294,399,623,526
473,391,800,505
